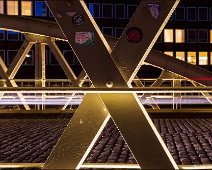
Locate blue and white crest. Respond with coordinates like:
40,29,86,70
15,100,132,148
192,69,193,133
148,3,160,19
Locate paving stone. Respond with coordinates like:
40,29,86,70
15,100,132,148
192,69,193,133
0,118,211,165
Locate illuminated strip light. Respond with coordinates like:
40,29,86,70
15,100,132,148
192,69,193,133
0,163,211,169
0,87,211,93
0,163,44,168
81,163,212,169
142,98,209,104
0,90,211,94
0,98,209,105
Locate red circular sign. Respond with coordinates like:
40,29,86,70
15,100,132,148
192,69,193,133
126,27,143,43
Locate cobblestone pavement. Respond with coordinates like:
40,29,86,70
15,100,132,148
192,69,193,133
0,118,211,165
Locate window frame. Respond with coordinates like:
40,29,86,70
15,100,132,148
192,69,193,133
21,0,32,16
0,30,5,40
115,27,124,38
198,29,208,43
0,50,5,62
175,6,185,21
88,3,100,18
198,51,208,65
164,29,174,43
35,1,47,17
198,7,208,21
164,51,174,57
127,4,137,19
210,52,212,65
176,51,185,61
7,31,19,41
7,50,18,65
187,51,197,65
210,7,212,21
49,51,59,65
187,29,197,43
7,0,19,15
102,27,113,36
63,50,75,66
7,50,34,66
102,3,113,19
115,4,125,19
187,7,196,21
0,0,4,14
175,29,185,43
23,50,34,66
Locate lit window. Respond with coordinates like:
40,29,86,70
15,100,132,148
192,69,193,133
0,0,4,14
176,52,185,61
115,4,125,19
164,51,173,57
35,1,47,16
0,50,5,62
199,52,208,65
127,5,137,19
89,3,100,18
198,7,208,21
102,4,113,18
63,50,75,65
175,29,185,43
102,27,113,36
21,1,32,16
7,1,18,15
0,30,5,40
115,27,124,38
187,52,196,65
187,7,196,21
7,31,19,41
198,29,208,43
210,52,212,65
187,29,196,43
175,6,185,20
210,30,212,43
164,29,173,42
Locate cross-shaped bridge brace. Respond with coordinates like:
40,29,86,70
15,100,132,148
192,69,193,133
42,0,180,169
0,0,211,169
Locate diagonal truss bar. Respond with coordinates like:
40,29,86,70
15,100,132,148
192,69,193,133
0,58,30,110
7,39,34,79
0,39,33,109
191,81,212,105
44,0,179,170
62,70,87,110
141,70,172,108
47,38,78,86
111,1,180,84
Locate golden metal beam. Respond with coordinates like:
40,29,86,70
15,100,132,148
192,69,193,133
44,0,179,169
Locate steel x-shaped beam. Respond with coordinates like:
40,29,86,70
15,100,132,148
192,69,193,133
43,0,179,169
